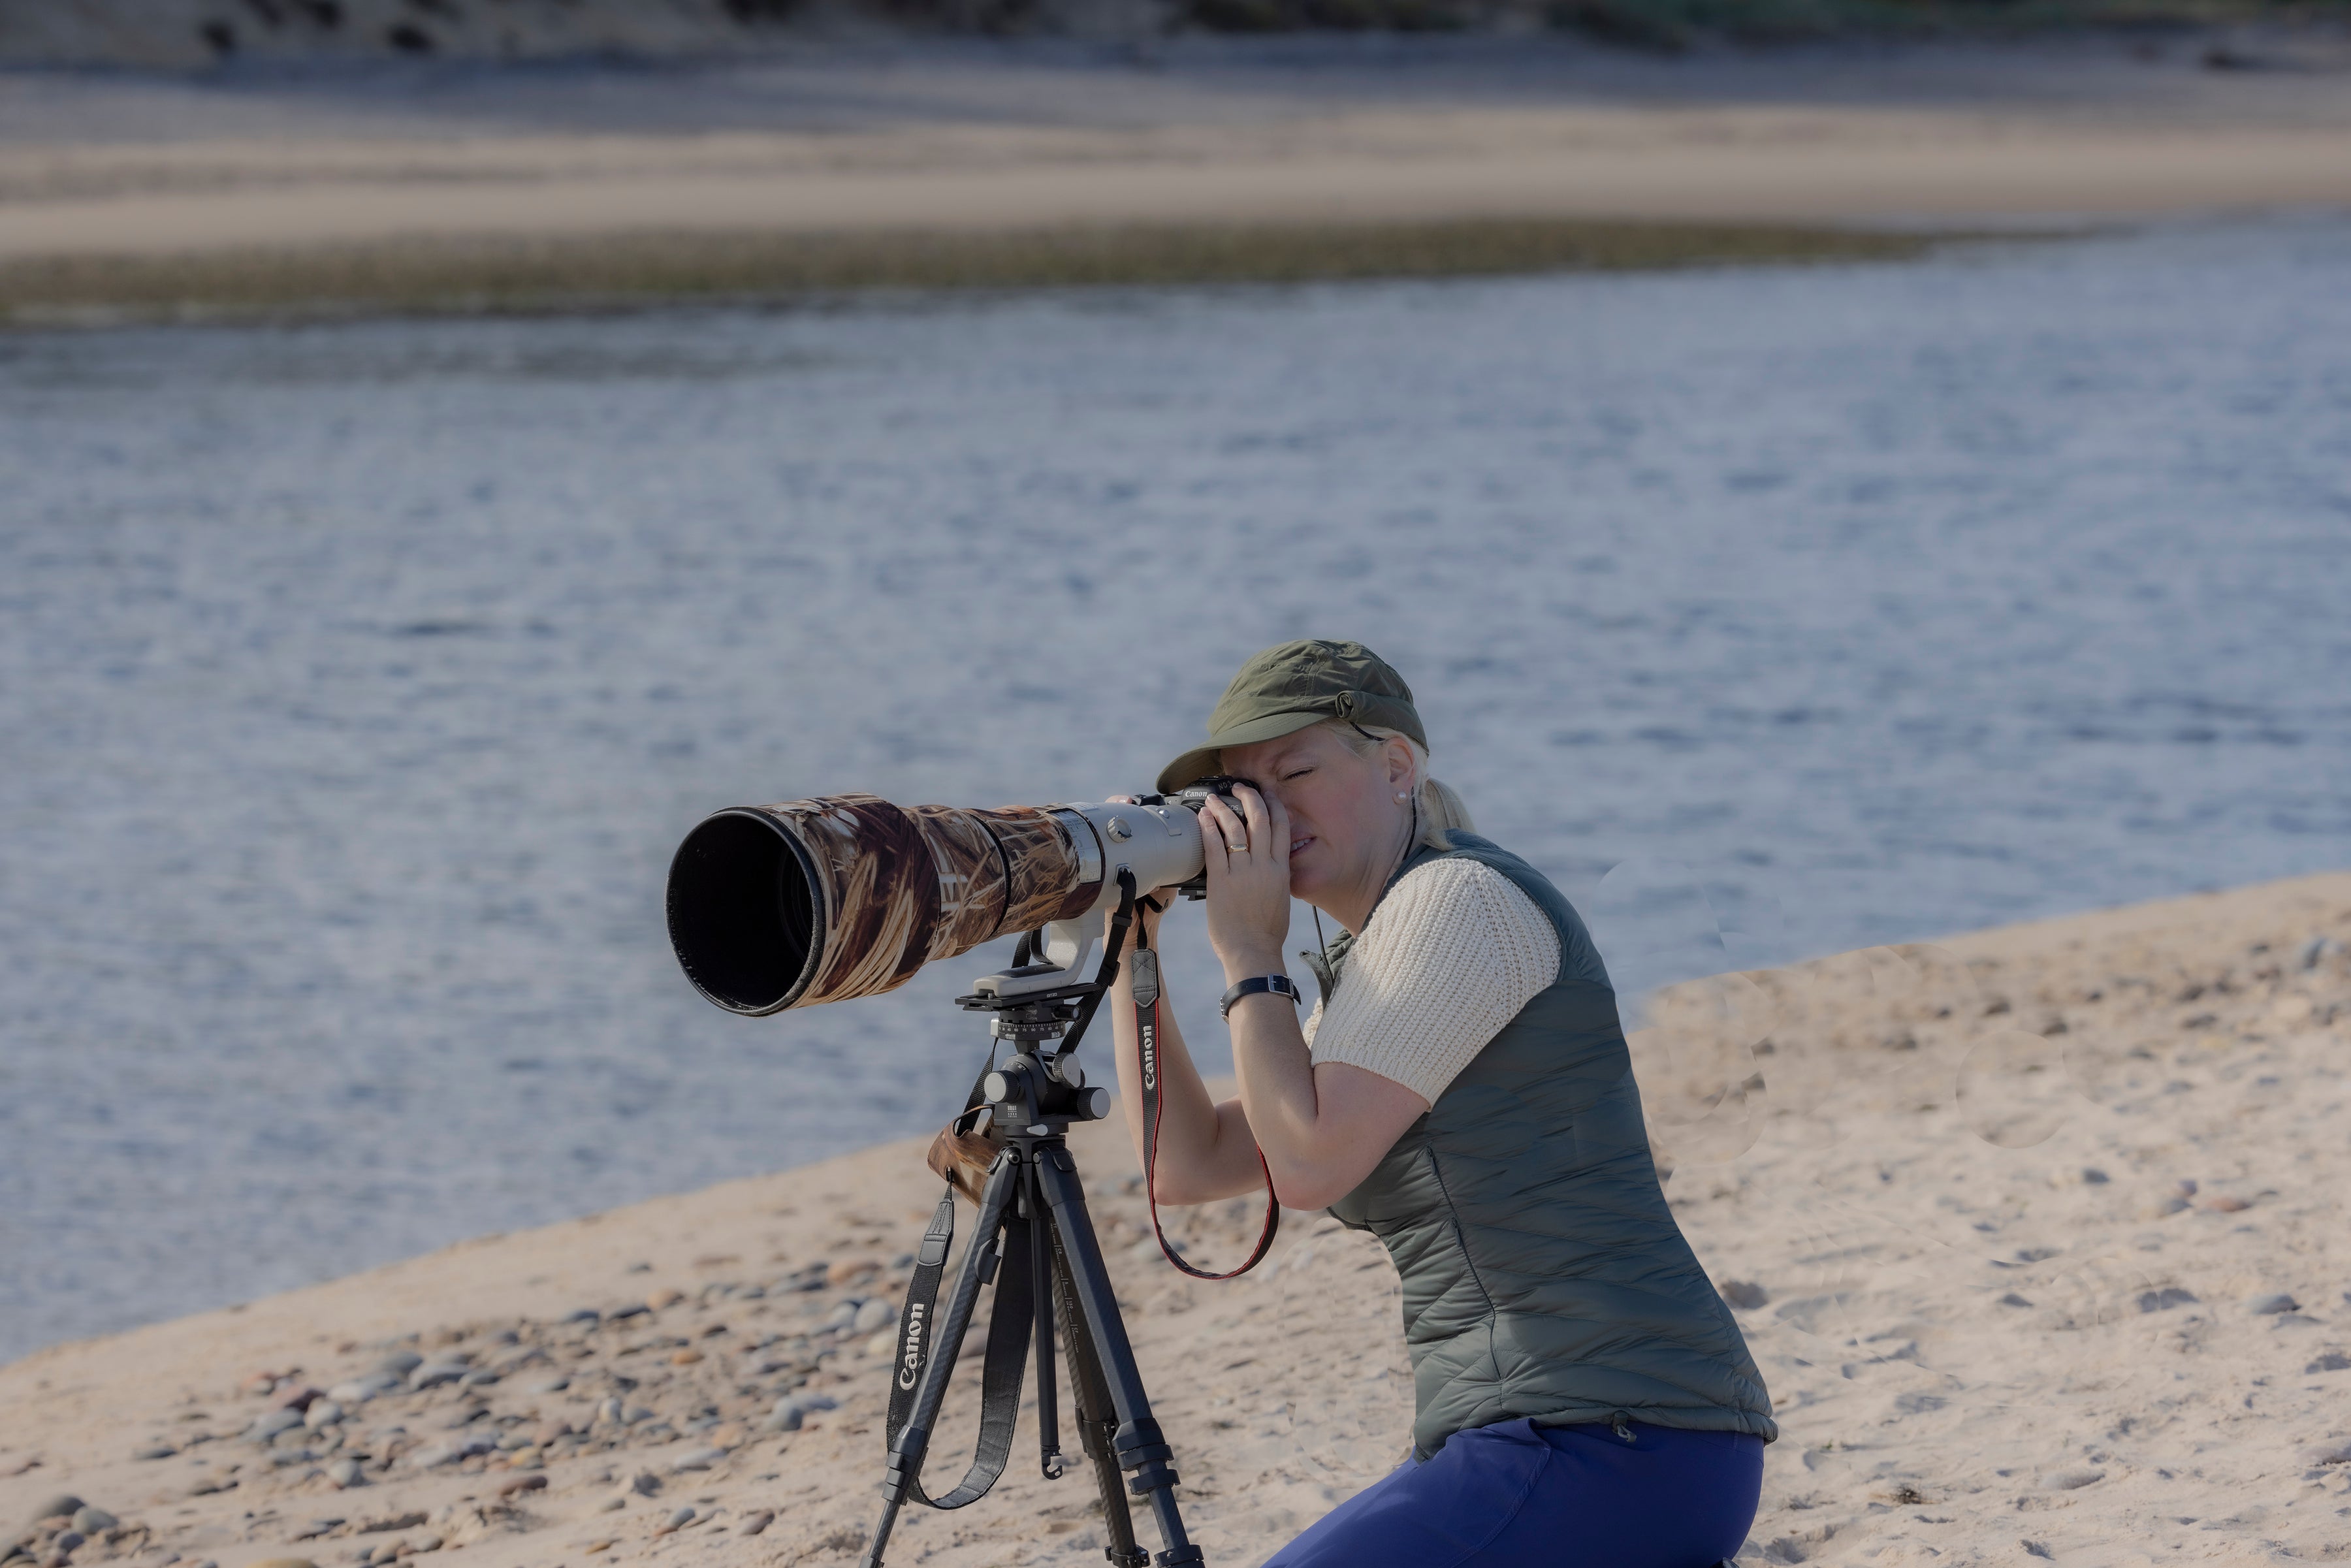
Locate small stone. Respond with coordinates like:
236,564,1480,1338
739,1511,774,1537
1999,1293,2034,1308
289,1519,344,1543
584,1543,614,1555
562,1308,601,1324
596,1499,625,1514
827,1258,879,1288
646,1288,686,1311
2138,1288,2199,1313
863,1330,896,1358
247,1409,304,1441
407,1364,465,1392
669,1448,725,1473
2298,1439,2351,1466
529,1378,569,1395
669,1349,703,1366
655,1507,696,1536
272,1386,325,1412
2249,1292,2299,1315
605,1304,648,1322
411,1537,442,1554
67,1511,115,1535
133,1444,177,1461
377,1352,424,1376
2306,1353,2351,1373
495,1475,547,1498
327,1460,366,1490
304,1401,344,1431
2080,1168,2109,1185
2205,1195,2251,1213
626,1471,663,1497
1718,1279,1768,1311
25,1497,86,1526
852,1299,896,1334
357,1513,428,1535
52,1533,84,1554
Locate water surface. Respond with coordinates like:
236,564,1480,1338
3,217,2346,1361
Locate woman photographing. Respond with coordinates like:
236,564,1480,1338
1106,639,1774,1568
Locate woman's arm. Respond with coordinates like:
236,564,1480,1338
1102,893,1271,1205
1194,786,1431,1211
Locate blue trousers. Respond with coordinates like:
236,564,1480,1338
1262,1418,1763,1568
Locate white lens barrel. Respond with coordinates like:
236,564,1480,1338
1051,801,1205,914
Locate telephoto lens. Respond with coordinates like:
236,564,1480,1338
665,792,1215,1015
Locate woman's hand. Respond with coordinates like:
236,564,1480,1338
1198,783,1290,980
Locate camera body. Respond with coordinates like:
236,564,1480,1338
1152,775,1251,901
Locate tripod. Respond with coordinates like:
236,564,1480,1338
859,880,1203,1568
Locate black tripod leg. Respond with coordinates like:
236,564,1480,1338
1051,1226,1151,1568
861,1152,1020,1568
1035,1145,1206,1567
1031,1186,1068,1480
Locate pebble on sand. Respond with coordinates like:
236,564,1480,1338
2248,1292,2301,1315
1718,1279,1769,1310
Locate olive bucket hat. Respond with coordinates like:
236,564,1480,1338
1156,639,1428,794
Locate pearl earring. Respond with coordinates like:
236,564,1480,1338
1394,792,1409,802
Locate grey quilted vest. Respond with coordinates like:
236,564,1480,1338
1308,831,1776,1459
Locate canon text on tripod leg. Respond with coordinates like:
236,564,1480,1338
860,1149,1021,1568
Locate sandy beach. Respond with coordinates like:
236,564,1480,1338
5,34,2351,318
5,868,2346,1567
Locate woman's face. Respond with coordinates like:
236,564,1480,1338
1220,724,1413,912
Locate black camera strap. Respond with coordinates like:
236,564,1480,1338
1131,920,1281,1281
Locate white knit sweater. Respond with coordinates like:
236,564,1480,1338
1300,856,1561,1107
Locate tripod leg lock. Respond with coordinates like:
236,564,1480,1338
1155,1548,1207,1565
877,1426,931,1499
1112,1418,1175,1471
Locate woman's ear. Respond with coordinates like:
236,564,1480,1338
1384,737,1416,794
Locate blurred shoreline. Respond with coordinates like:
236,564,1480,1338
5,33,2351,323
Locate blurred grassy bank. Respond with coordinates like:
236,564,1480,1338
1203,0,2348,50
0,219,1956,328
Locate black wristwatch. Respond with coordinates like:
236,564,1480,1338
1219,973,1305,1019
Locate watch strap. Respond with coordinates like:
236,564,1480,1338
1219,973,1305,1019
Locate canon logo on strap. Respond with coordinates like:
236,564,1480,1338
897,1302,927,1390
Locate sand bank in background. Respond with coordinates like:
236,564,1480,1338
4,867,2348,1567
5,39,2351,319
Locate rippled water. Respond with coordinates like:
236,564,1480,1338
3,218,2347,1362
